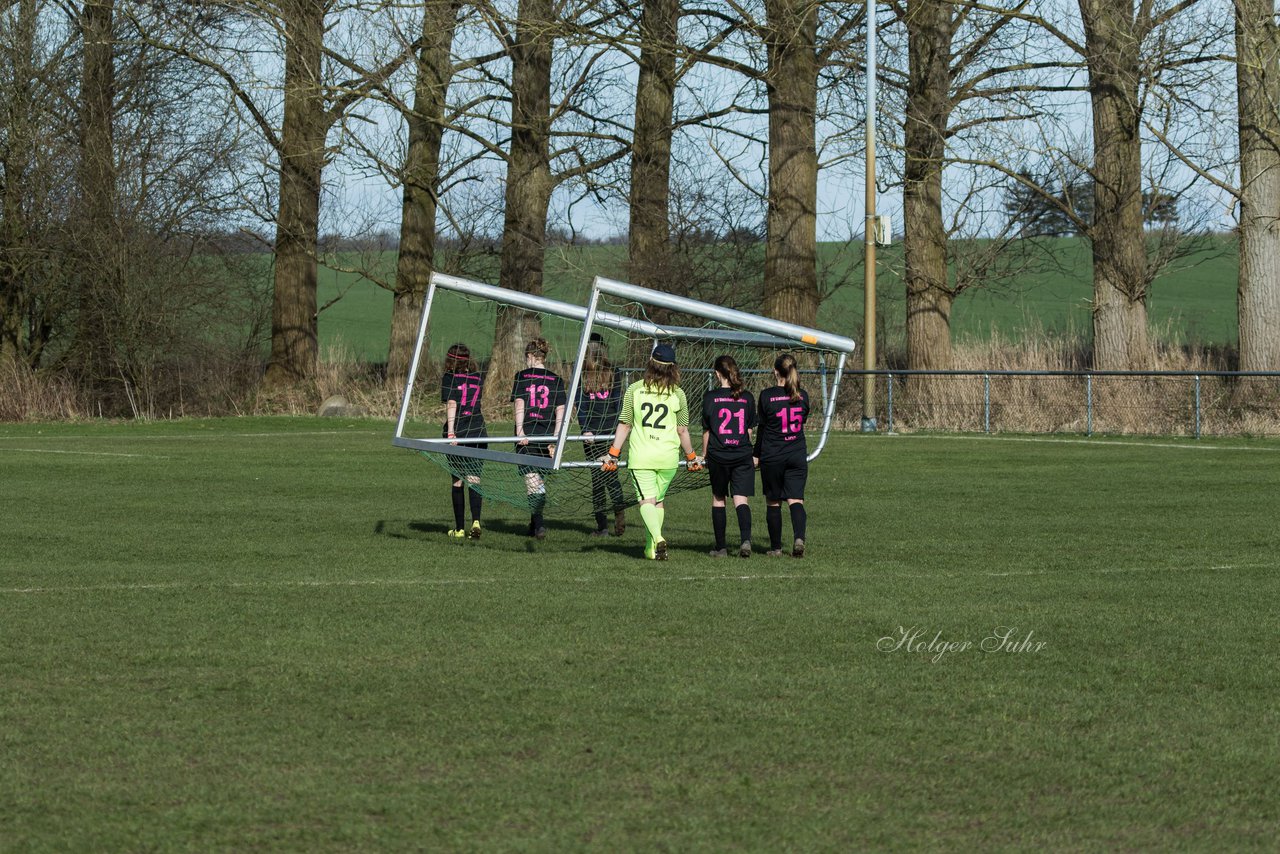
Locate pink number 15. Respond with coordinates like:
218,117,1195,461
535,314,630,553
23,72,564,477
776,406,803,434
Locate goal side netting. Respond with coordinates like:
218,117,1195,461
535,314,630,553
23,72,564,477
392,273,855,522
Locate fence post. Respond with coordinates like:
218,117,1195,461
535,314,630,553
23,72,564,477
887,372,894,433
984,373,991,433
1194,374,1201,439
1086,374,1093,437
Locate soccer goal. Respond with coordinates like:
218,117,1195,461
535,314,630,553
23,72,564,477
393,272,856,520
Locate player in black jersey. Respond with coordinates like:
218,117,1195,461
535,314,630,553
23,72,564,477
699,355,756,557
576,333,626,536
510,338,567,539
440,343,487,539
753,353,811,557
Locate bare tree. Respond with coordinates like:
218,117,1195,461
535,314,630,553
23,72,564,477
627,0,679,297
141,2,416,385
386,0,461,384
70,0,122,391
893,0,1058,369
1235,0,1280,371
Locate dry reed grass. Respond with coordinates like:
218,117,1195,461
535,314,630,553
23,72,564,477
5,333,1278,438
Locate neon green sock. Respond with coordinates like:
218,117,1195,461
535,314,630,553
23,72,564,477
639,503,663,548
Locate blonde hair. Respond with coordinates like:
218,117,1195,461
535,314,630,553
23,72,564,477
775,353,801,401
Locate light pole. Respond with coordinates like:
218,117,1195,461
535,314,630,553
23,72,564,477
861,0,878,432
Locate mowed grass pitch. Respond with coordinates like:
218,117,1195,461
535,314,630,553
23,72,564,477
1,419,1277,851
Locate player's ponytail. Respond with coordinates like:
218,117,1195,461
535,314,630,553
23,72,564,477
775,353,801,401
713,354,745,398
525,338,550,361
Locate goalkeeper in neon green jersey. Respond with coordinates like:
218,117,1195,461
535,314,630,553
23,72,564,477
600,343,702,560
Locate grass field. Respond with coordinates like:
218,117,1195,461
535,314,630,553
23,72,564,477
311,238,1239,361
2,418,1277,850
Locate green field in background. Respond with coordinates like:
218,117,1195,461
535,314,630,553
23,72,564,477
307,238,1238,362
2,418,1276,849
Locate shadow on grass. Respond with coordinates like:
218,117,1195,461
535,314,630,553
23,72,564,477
373,517,644,558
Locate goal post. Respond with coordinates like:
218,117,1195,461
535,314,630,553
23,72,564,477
567,276,856,468
392,271,857,518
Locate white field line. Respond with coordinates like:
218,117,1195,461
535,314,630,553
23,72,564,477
889,433,1280,453
0,430,384,442
1,565,1269,596
0,447,172,459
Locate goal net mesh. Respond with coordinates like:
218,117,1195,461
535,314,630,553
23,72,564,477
395,275,851,526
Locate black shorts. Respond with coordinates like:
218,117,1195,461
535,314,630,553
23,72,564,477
708,457,755,498
516,437,554,476
442,426,486,478
760,455,807,501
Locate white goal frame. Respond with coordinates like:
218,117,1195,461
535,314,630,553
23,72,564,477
393,273,856,471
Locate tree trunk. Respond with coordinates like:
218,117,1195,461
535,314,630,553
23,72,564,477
488,0,554,411
1235,0,1280,371
628,0,678,296
387,0,460,386
1080,0,1151,370
762,0,819,328
0,0,37,366
903,0,955,370
264,0,327,386
73,0,122,391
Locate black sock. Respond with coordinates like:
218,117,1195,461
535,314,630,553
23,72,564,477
789,503,807,541
531,512,544,531
711,506,727,549
451,484,465,529
736,504,752,544
767,505,783,550
469,487,482,524
595,511,607,531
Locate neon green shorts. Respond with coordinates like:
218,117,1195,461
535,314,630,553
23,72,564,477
629,467,677,503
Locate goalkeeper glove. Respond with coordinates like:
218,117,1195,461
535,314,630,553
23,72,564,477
686,452,703,472
600,447,621,472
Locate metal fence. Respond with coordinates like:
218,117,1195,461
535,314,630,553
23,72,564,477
836,371,1280,438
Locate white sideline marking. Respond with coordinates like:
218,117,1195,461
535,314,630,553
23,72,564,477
1,574,834,595
0,447,171,459
891,433,1280,453
1,578,498,595
0,430,382,442
2,565,1267,596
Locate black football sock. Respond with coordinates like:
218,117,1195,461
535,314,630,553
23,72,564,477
789,503,807,541
469,487,483,523
711,506,727,550
451,484,465,529
767,505,783,550
736,504,752,544
595,511,608,531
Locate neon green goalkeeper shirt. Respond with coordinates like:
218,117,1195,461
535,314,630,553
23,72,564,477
620,380,689,470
